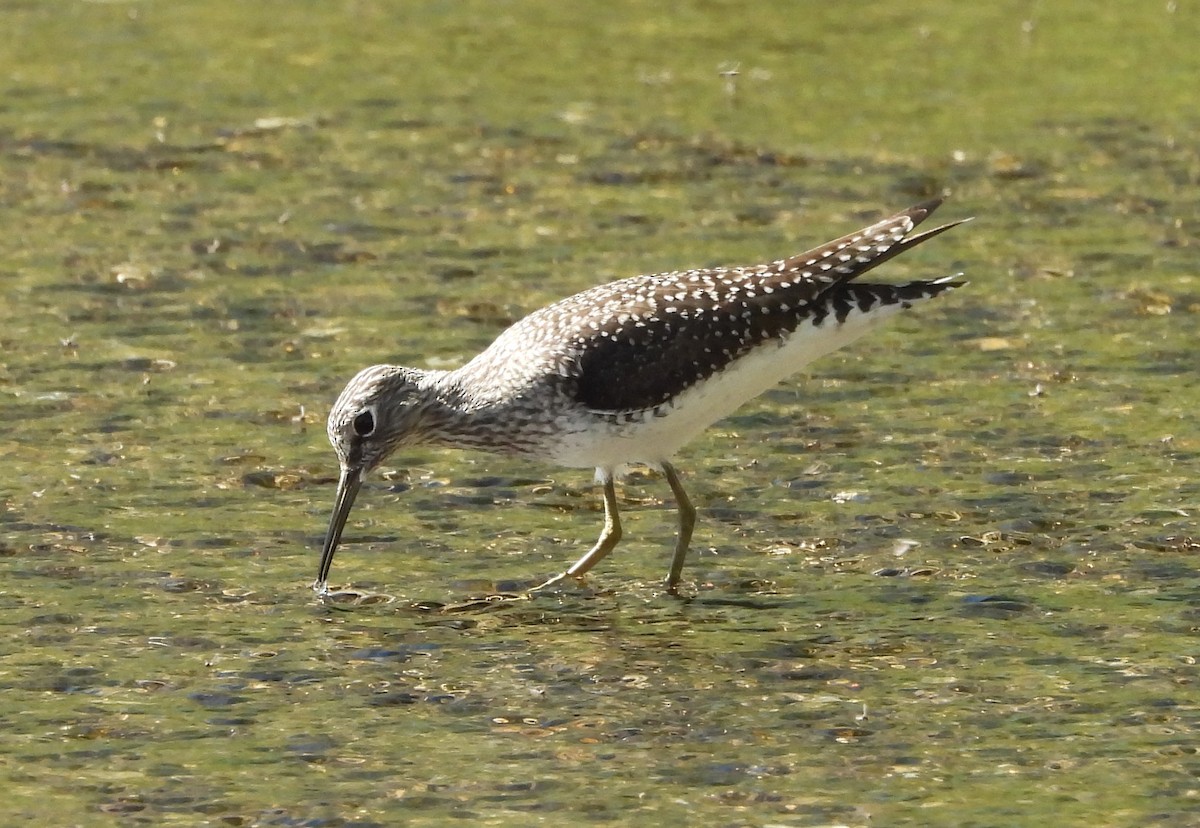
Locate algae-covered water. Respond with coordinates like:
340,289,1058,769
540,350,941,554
2,2,1197,825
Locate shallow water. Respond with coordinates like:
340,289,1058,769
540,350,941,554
2,2,1198,825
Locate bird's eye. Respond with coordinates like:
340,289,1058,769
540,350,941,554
352,410,376,437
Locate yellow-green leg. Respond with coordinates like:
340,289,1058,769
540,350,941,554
530,472,622,592
662,462,696,593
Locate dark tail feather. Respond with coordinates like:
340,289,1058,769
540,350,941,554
863,215,974,273
841,275,966,316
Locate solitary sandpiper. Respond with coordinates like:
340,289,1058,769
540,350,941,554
314,198,968,595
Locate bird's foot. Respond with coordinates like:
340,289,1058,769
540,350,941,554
526,569,595,595
526,571,569,594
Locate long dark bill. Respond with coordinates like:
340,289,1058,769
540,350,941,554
313,466,363,593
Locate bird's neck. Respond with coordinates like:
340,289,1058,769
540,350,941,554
414,370,523,454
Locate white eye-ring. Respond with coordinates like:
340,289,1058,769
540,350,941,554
352,408,376,438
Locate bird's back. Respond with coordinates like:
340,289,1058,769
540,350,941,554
457,200,964,422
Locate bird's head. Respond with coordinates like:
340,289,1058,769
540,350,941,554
325,364,432,476
314,364,435,593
